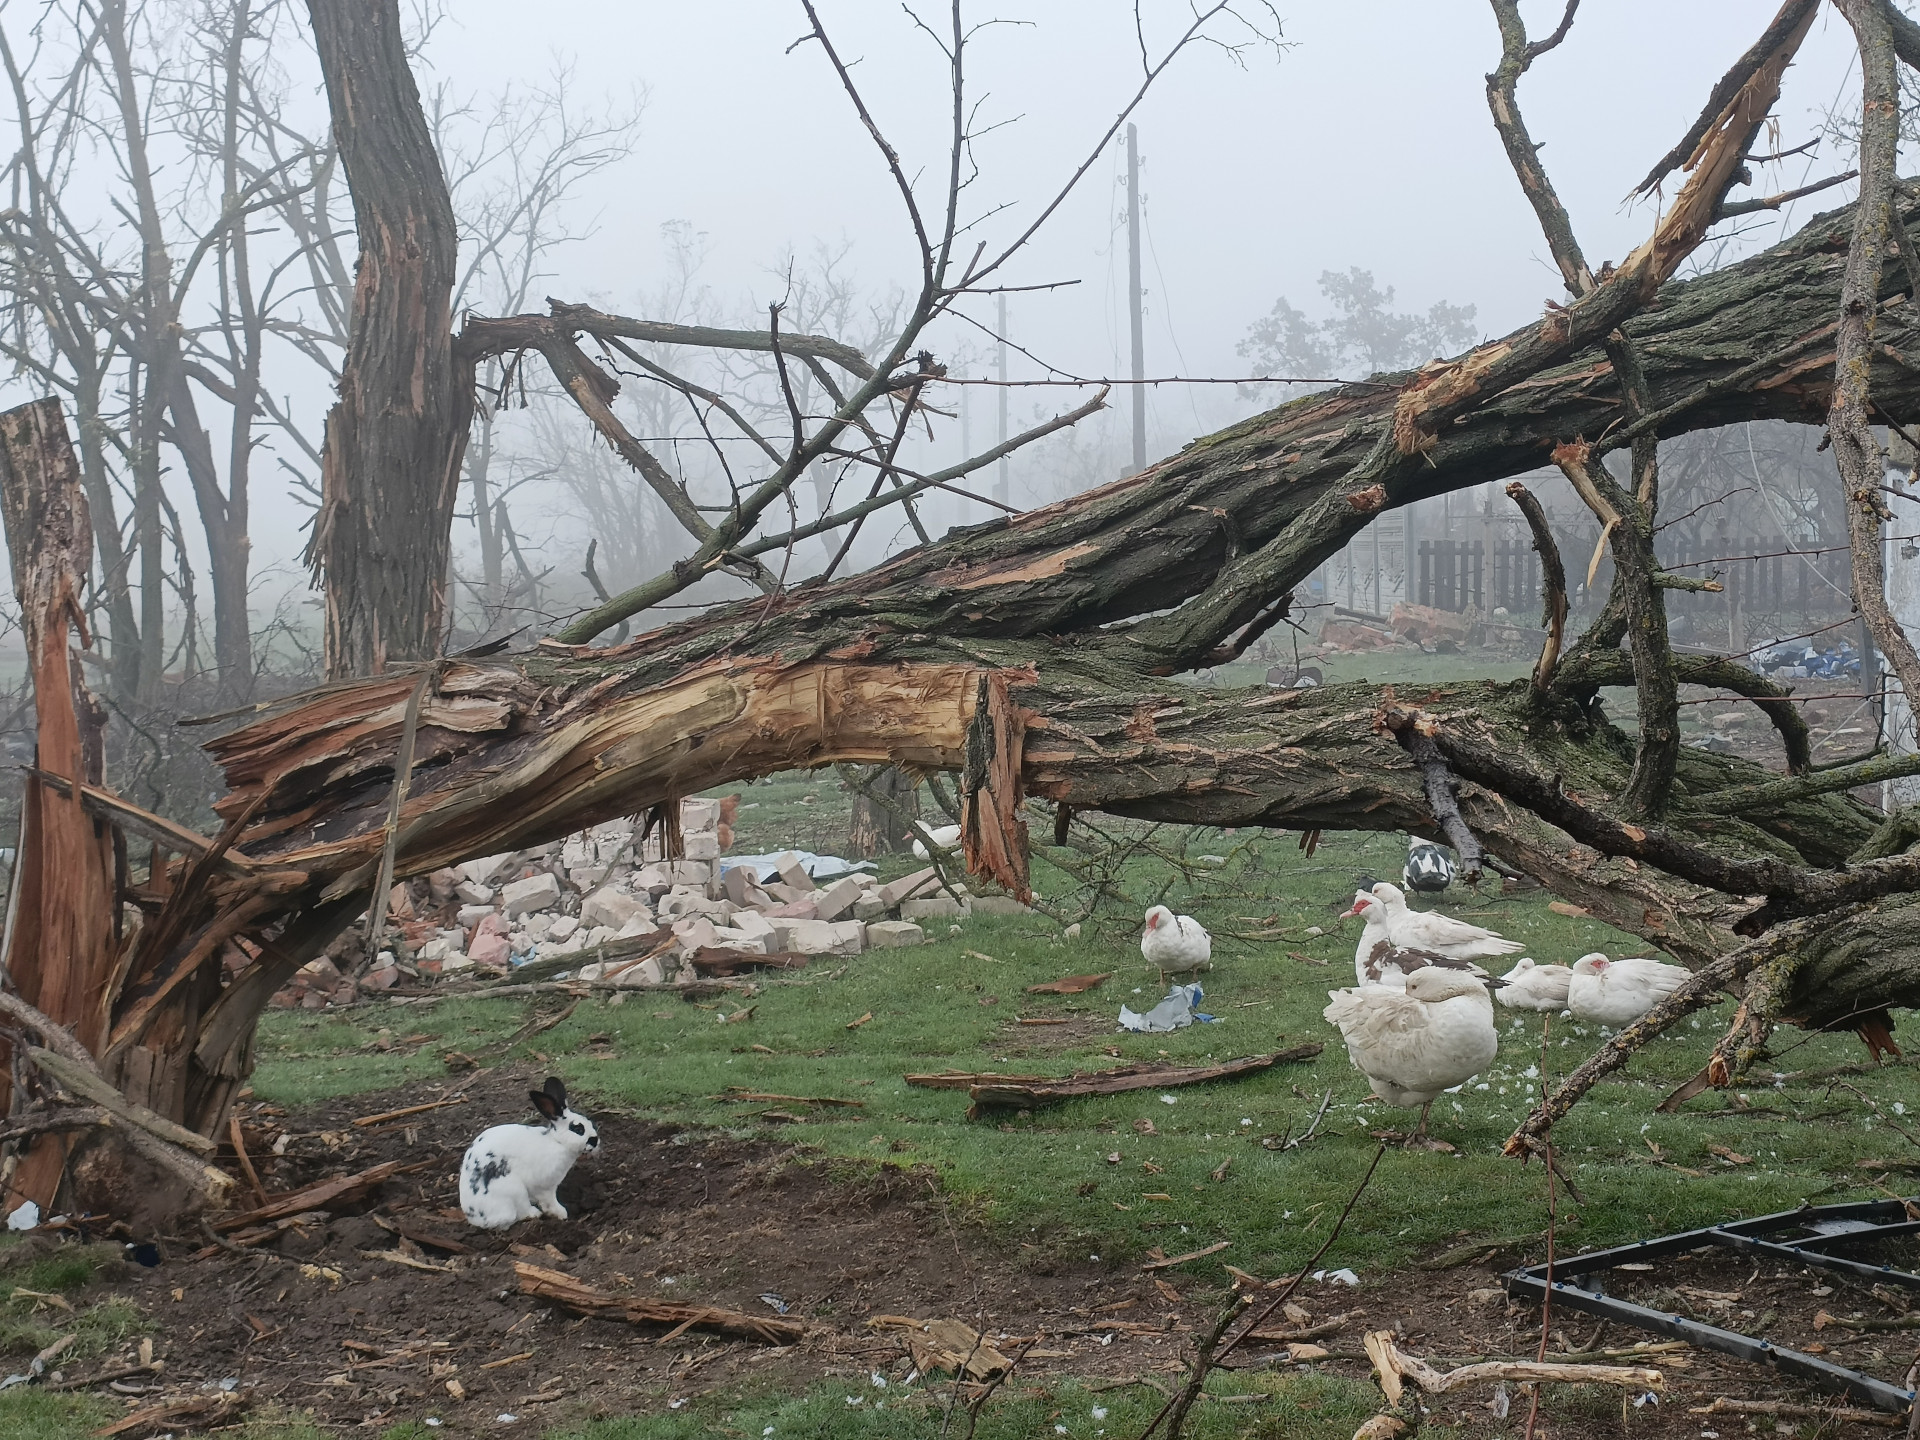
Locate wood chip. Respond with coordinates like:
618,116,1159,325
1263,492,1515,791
846,1011,873,1029
1142,1240,1230,1271
1025,973,1112,995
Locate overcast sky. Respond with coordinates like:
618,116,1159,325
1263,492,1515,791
423,1,1865,416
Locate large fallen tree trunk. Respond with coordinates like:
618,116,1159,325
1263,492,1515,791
8,179,1920,1208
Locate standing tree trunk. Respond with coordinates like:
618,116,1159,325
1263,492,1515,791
0,400,118,1206
304,0,471,679
847,767,921,856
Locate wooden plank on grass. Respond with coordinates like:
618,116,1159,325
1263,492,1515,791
906,1044,1323,1115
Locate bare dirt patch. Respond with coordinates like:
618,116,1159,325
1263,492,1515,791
26,1066,1917,1436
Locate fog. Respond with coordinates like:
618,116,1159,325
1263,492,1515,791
0,0,1874,654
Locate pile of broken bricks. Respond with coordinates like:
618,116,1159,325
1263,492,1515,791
273,797,1030,1007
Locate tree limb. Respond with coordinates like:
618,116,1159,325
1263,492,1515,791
1504,481,1567,693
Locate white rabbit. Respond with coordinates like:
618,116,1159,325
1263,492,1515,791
459,1077,599,1230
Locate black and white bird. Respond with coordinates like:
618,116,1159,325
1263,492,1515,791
1403,837,1456,894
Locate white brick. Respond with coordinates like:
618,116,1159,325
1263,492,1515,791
866,921,925,948
811,876,864,923
459,852,516,886
581,891,650,930
901,895,966,921
501,872,562,917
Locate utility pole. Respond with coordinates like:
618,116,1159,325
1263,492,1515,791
1126,122,1146,475
996,293,1009,505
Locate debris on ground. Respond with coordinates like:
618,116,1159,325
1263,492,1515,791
1118,982,1214,1032
867,1314,1014,1379
904,1046,1321,1119
270,799,1031,1009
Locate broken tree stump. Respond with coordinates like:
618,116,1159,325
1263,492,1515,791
0,398,119,1209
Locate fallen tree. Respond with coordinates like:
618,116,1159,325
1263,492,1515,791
4,0,1920,1214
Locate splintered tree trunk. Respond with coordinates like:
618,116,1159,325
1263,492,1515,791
304,0,471,679
847,767,920,856
0,400,119,1205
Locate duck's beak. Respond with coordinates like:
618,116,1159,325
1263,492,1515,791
1338,901,1364,920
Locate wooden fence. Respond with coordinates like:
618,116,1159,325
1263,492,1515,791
1410,534,1855,623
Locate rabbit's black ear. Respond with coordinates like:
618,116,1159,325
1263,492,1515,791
530,1089,561,1121
543,1076,568,1108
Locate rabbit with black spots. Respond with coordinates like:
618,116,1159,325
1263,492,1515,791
459,1077,599,1230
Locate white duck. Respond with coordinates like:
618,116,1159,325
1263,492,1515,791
1323,967,1499,1142
1341,887,1485,989
1142,905,1212,984
1369,881,1523,961
911,823,963,858
1495,957,1573,1012
1566,953,1690,1028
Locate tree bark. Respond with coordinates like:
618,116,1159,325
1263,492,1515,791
0,400,119,1205
847,766,921,856
304,0,470,679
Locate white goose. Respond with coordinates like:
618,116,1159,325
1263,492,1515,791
1369,881,1523,961
1566,953,1690,1028
1496,957,1573,1012
911,823,963,859
1142,905,1212,985
1323,967,1499,1143
1344,889,1490,988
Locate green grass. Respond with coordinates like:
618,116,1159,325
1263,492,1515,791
253,819,1906,1286
545,1371,1400,1439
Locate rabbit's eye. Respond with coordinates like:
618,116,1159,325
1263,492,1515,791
570,1121,585,1135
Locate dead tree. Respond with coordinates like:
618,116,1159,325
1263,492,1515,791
303,0,471,678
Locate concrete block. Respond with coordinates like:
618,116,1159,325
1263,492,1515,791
710,926,770,954
775,852,816,891
456,903,494,929
878,867,940,909
730,910,777,942
683,831,721,860
773,918,864,955
665,860,712,887
459,852,516,887
548,915,581,943
811,875,865,923
852,896,887,922
970,896,1031,916
866,920,925,948
501,872,562,918
428,868,460,902
454,881,495,906
901,895,966,921
581,890,650,930
681,797,722,833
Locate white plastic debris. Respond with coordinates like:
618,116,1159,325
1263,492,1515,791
5,1201,38,1231
719,850,873,882
1312,1267,1360,1286
1119,983,1216,1032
